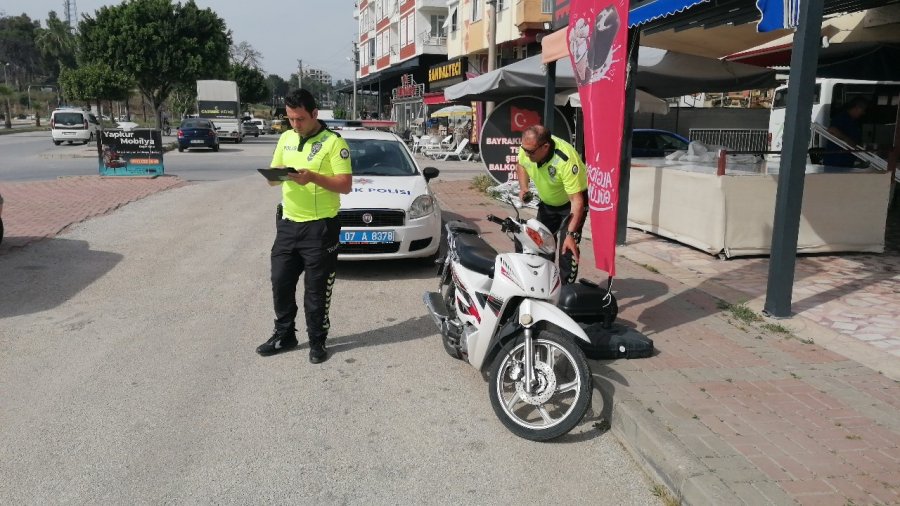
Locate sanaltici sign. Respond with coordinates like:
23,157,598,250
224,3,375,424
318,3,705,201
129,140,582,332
428,57,468,89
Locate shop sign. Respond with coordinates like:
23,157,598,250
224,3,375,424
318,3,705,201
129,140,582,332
479,96,571,184
552,0,571,30
428,57,468,89
392,74,425,101
98,129,164,177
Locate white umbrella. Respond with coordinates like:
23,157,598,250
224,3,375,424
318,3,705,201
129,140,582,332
555,89,670,115
430,105,472,118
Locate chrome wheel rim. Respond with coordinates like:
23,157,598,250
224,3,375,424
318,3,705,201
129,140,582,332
495,338,583,430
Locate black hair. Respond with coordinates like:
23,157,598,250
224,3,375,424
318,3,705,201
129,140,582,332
284,89,317,113
846,96,868,111
524,125,551,145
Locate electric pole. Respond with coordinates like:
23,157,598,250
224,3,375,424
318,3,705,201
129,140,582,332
351,42,359,120
486,0,498,117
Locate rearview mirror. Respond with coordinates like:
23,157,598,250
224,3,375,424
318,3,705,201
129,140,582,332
422,166,440,181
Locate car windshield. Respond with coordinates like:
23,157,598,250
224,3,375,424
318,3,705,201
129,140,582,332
181,119,212,129
346,139,417,176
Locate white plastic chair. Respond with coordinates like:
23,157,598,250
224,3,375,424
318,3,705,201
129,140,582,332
430,139,471,161
410,135,421,153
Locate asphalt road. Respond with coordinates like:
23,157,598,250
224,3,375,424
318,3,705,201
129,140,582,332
0,170,661,503
0,130,484,183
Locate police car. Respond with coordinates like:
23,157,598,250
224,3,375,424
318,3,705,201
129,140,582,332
337,127,442,261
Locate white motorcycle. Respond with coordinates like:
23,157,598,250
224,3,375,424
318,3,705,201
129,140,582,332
423,206,594,441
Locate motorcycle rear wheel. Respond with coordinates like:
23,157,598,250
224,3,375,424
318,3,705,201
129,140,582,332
488,330,592,441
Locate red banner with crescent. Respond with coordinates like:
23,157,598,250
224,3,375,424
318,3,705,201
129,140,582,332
567,0,628,277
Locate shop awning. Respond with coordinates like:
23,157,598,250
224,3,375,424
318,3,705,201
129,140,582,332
424,92,449,105
447,49,775,101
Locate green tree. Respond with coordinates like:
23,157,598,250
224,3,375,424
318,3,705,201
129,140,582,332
77,0,231,128
266,73,289,103
0,14,43,89
0,84,13,128
230,63,268,108
59,63,133,114
35,11,76,83
168,82,196,120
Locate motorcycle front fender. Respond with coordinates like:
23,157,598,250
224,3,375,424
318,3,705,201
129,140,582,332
519,299,590,344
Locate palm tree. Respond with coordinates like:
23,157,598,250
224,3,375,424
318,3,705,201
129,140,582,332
35,11,76,77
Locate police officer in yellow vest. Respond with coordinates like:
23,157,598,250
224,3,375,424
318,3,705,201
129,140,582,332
516,125,588,285
257,89,352,363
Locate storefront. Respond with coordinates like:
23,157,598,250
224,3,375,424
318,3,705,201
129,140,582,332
424,57,473,143
390,74,425,137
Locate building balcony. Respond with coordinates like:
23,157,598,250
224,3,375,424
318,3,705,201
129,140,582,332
419,31,448,54
418,0,447,9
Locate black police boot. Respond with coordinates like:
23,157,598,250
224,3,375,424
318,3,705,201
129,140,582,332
309,341,328,364
256,329,298,356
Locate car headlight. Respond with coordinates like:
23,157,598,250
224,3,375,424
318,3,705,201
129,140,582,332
408,195,435,220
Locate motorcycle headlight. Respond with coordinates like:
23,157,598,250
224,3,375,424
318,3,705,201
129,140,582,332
408,195,435,220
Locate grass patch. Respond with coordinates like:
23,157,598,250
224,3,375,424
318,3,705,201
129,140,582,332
651,484,681,506
761,322,792,335
719,302,761,324
470,174,494,194
0,126,50,135
846,434,862,440
641,263,660,274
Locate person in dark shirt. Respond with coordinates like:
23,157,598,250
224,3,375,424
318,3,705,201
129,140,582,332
823,97,867,168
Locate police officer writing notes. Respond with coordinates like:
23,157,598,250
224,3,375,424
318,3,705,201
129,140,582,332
257,89,352,363
516,125,588,285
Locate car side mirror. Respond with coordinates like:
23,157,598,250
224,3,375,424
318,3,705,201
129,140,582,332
422,166,440,181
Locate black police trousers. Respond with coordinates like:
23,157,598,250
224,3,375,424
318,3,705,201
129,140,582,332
271,210,340,344
537,199,586,285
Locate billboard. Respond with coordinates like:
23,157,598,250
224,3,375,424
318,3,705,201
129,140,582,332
478,96,571,184
98,129,164,177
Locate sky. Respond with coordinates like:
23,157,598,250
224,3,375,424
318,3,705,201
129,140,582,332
5,0,360,82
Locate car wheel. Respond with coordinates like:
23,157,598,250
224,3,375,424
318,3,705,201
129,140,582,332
53,140,62,146
178,146,185,153
67,141,73,145
255,133,259,138
212,144,219,152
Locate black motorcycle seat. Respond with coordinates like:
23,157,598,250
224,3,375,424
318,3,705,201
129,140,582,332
455,234,497,277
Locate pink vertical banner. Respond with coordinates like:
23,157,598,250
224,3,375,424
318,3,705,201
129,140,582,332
567,0,628,277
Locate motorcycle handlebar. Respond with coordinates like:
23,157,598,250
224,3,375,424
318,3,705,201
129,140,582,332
486,214,504,225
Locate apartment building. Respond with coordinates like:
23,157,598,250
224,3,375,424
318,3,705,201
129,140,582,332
303,67,332,86
441,0,552,80
354,0,451,125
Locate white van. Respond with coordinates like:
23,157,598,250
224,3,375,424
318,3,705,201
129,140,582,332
247,118,268,134
768,78,900,161
50,108,102,145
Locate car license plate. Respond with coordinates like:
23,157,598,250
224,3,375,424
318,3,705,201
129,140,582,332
340,230,394,244
63,131,74,135
190,139,205,144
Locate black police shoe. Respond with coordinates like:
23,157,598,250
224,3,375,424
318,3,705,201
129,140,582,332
256,331,298,356
309,342,328,364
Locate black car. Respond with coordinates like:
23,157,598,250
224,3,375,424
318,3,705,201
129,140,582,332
177,118,219,152
632,129,690,157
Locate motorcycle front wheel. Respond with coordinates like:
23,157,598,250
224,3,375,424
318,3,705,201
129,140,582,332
488,330,592,441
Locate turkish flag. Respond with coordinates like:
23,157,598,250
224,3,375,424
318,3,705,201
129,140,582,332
568,0,628,277
509,107,541,132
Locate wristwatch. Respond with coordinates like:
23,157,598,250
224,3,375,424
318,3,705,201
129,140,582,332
566,231,581,241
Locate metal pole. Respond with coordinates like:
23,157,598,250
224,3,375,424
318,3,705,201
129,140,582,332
544,61,556,131
616,28,640,246
763,0,825,318
352,42,358,120
485,0,498,117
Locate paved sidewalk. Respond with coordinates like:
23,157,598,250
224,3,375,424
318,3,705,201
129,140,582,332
0,176,185,252
431,177,900,506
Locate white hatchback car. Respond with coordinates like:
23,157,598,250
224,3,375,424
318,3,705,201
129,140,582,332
50,108,101,145
337,129,442,261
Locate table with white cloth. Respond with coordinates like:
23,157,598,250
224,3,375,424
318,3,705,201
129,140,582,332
626,158,892,258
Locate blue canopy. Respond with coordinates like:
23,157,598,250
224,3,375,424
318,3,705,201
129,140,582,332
628,0,710,27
